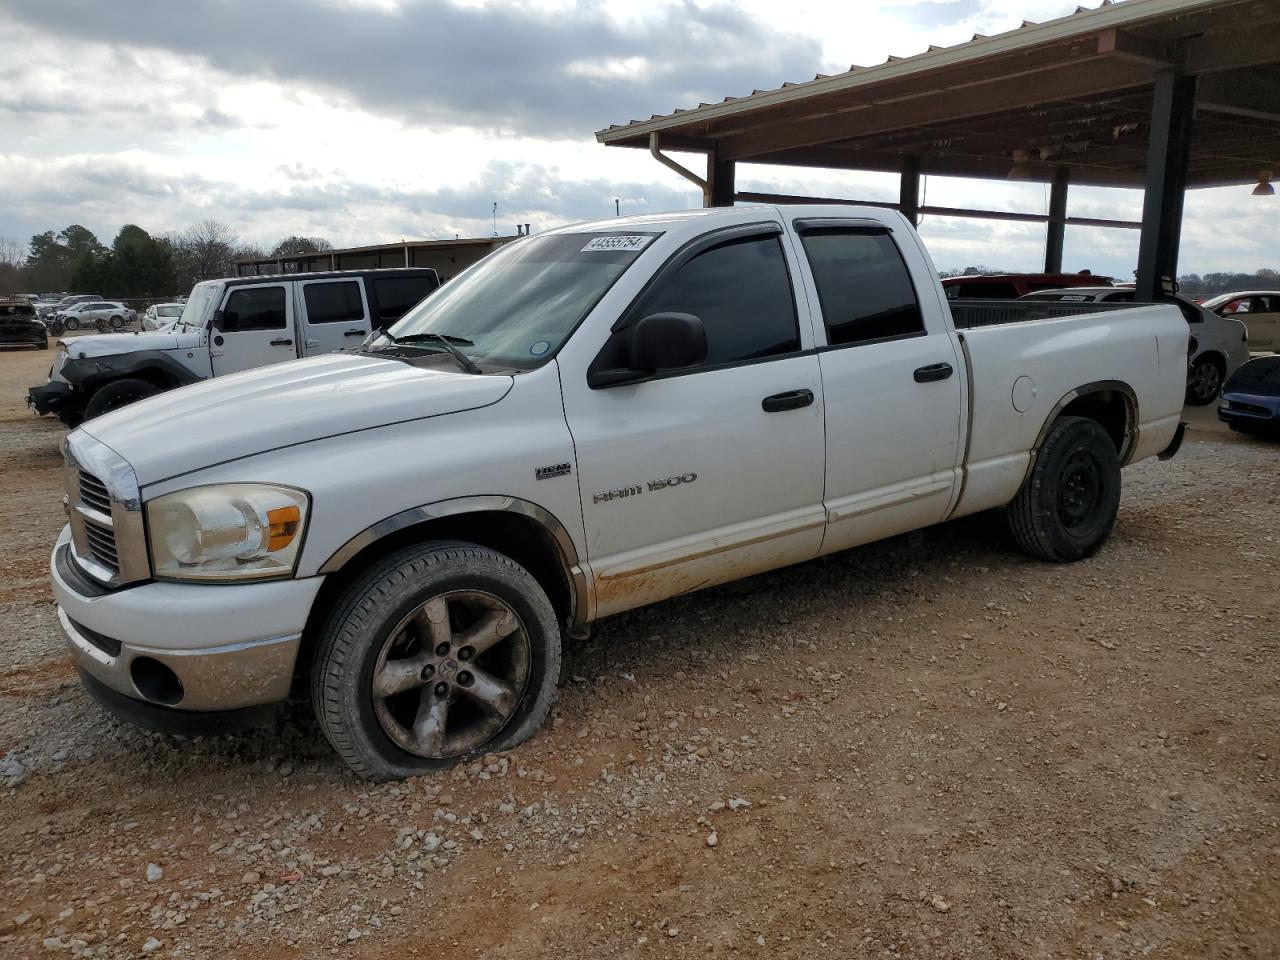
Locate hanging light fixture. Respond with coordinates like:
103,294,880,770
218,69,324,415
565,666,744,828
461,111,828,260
1253,169,1275,196
1008,149,1032,180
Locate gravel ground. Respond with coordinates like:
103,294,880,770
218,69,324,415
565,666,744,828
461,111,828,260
1,346,1278,960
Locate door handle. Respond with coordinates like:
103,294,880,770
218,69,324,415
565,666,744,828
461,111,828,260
913,362,954,383
343,329,366,338
761,388,814,413
270,338,293,347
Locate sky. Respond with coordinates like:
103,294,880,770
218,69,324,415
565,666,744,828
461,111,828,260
0,0,1273,278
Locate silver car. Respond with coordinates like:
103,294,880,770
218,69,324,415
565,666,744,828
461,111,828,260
55,300,137,332
1019,287,1250,405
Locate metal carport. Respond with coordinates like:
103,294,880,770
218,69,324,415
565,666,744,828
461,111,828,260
596,0,1280,300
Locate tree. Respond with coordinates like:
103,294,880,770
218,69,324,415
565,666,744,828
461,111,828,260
72,225,176,298
23,225,107,291
0,238,25,293
271,235,333,257
174,219,239,287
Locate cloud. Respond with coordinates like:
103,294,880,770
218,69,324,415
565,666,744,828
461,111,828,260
0,0,822,137
0,154,700,251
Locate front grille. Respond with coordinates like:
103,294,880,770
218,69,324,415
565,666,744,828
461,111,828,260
63,437,146,587
78,470,112,513
82,515,119,572
1228,400,1270,416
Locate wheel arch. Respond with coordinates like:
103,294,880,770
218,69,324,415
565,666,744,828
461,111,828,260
66,351,201,395
308,497,587,649
1032,380,1139,468
1190,348,1226,373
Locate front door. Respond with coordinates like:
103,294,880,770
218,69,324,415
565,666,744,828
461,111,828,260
297,277,373,357
210,283,297,376
561,227,827,619
789,222,964,555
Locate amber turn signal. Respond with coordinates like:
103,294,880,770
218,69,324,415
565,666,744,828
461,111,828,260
267,505,302,551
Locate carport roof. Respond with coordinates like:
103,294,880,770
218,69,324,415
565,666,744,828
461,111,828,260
596,0,1280,188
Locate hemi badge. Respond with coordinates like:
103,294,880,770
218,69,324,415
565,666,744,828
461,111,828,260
535,463,572,481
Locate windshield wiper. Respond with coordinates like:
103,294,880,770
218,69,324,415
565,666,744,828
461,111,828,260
389,333,475,346
380,332,482,374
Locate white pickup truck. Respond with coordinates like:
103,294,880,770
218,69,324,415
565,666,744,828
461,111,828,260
49,206,1190,780
27,267,440,424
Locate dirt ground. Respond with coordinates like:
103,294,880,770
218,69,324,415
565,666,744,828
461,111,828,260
1,344,1277,960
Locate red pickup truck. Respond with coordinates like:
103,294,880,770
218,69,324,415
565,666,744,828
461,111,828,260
943,271,1113,300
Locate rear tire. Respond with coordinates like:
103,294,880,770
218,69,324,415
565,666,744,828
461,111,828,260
109,314,124,330
311,541,561,780
1185,355,1223,406
1007,416,1121,563
83,378,162,419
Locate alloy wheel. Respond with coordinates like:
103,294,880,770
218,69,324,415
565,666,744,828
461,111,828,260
371,590,530,759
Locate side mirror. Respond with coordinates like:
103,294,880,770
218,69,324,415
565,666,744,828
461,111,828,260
588,312,707,388
630,312,707,373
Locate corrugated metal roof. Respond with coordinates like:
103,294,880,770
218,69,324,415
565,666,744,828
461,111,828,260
595,0,1224,142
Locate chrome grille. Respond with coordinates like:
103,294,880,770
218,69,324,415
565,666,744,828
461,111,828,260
78,470,112,513
62,434,148,587
82,514,119,571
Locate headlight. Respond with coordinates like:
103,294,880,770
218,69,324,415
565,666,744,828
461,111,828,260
147,484,309,582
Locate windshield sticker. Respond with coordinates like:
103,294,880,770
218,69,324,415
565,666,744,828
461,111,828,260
581,235,653,253
530,340,550,356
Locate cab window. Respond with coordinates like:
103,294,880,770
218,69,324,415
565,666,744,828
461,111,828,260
634,233,799,366
798,229,924,346
221,286,287,332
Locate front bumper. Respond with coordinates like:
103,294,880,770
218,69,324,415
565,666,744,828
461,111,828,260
1218,394,1280,426
27,379,74,415
51,528,324,713
0,331,47,347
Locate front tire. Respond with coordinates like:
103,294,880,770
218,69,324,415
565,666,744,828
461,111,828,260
83,378,162,419
63,317,79,331
1185,355,1223,406
1007,416,1121,563
311,541,561,780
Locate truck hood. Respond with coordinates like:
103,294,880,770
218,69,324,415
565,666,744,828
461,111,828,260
61,331,184,357
78,353,514,485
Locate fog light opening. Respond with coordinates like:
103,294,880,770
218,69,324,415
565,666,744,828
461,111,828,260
130,657,184,706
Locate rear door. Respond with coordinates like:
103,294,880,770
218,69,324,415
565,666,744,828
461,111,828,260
297,277,372,356
210,282,297,376
790,220,964,555
1245,295,1280,351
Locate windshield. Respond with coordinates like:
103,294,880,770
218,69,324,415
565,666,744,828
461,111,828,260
157,304,183,317
1226,356,1280,392
371,231,658,369
176,282,221,330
